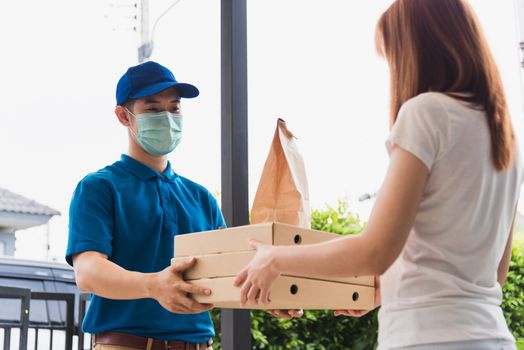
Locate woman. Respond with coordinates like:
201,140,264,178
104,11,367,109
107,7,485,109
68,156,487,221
234,0,523,349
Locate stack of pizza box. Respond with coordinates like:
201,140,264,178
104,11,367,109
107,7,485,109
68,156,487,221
172,222,375,310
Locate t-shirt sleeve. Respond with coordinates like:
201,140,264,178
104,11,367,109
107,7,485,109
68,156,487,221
386,95,448,171
65,176,114,266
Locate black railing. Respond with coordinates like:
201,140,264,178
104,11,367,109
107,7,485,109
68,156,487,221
0,286,31,350
0,289,92,350
30,292,75,350
77,294,91,350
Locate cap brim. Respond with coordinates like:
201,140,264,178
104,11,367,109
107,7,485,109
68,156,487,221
129,81,199,100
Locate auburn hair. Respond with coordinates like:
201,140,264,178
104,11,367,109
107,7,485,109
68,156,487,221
376,0,515,171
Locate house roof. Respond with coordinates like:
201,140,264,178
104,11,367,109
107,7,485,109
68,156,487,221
0,187,60,217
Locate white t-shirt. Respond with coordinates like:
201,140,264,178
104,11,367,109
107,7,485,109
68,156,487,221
378,92,524,349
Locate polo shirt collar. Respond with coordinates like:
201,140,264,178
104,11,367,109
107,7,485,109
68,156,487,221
117,154,178,182
162,161,178,181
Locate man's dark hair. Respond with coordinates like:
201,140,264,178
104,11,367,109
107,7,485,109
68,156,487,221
122,98,136,113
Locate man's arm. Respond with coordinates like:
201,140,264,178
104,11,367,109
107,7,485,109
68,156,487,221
73,251,213,314
497,204,518,288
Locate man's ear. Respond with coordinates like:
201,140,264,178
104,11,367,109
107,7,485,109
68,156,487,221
115,106,131,127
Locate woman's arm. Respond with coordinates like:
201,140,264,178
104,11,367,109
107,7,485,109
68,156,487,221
275,146,428,277
497,204,518,287
235,146,429,305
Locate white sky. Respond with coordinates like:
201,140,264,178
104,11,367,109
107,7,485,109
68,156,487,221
0,0,523,262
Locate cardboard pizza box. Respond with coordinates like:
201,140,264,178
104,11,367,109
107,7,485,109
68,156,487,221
172,251,375,287
189,275,375,310
174,222,342,257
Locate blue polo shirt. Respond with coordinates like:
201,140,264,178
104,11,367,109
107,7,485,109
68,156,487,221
65,154,225,342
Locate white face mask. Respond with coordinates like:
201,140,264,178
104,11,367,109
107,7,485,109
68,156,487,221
127,108,183,156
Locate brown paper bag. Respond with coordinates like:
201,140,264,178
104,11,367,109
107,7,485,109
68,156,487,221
251,119,310,228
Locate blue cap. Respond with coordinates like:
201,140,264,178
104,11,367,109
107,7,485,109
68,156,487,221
116,61,199,106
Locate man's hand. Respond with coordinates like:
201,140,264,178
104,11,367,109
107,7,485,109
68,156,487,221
148,257,214,314
267,309,303,320
73,252,213,314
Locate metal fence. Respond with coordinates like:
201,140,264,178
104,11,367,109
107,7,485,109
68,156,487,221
29,292,75,350
0,287,90,350
77,294,91,350
0,286,30,350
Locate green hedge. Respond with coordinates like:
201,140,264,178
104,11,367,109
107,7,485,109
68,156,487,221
502,238,524,348
209,202,524,349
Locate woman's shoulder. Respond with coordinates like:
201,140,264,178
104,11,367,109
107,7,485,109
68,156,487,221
400,92,450,114
402,92,477,115
396,93,452,128
398,92,477,128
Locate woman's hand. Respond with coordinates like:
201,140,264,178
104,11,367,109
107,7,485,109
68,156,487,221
334,309,370,317
234,240,281,306
334,276,381,318
267,309,304,320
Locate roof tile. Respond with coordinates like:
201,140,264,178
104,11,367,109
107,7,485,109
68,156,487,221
0,187,60,216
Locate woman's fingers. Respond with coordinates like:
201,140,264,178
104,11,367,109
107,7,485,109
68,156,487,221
248,239,263,250
334,309,369,317
259,286,271,305
272,309,292,320
288,309,304,318
266,309,303,319
266,310,279,318
334,310,349,317
239,281,252,306
234,268,248,287
246,284,260,305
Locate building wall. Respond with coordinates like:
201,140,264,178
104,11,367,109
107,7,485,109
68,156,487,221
0,228,16,256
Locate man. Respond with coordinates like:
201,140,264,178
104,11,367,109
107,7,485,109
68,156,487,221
66,61,220,350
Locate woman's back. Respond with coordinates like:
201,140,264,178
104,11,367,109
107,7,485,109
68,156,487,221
378,92,524,348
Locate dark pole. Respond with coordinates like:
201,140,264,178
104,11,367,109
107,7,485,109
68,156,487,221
221,0,251,349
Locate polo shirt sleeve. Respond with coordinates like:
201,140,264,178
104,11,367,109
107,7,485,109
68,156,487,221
65,175,114,266
386,94,449,171
208,192,227,229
